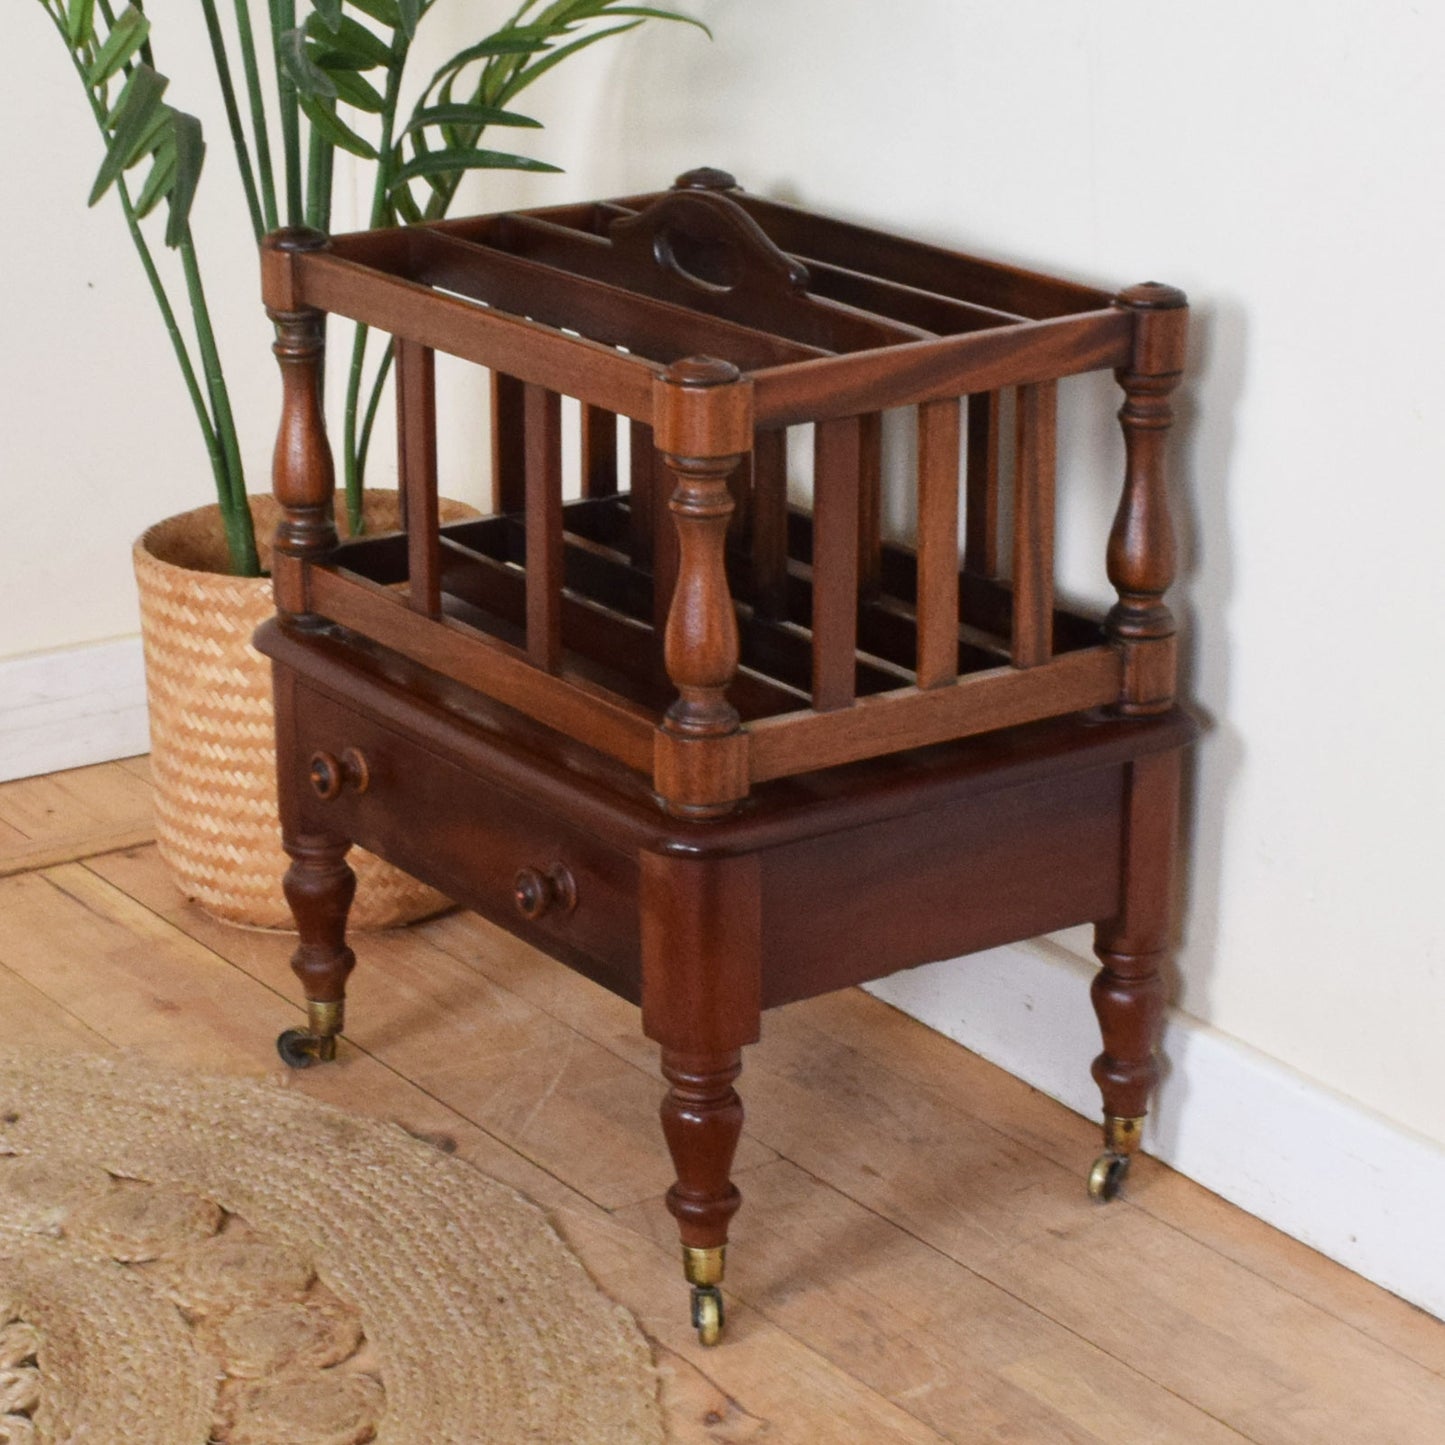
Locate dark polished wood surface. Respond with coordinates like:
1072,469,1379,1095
259,171,1195,1341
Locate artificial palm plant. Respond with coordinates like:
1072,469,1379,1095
36,0,704,576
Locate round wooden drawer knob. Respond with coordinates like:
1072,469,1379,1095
308,748,370,801
513,864,577,921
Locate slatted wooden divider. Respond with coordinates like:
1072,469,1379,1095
965,391,1001,578
524,383,563,671
811,418,862,712
580,403,618,498
490,371,526,515
397,338,440,618
914,398,962,688
1011,381,1058,668
263,172,1179,817
750,430,789,618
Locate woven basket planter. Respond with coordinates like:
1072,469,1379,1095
134,495,467,930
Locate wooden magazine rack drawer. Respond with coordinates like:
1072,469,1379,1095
256,169,1196,1348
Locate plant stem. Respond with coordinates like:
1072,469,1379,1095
342,29,410,526
233,0,279,231
355,340,395,491
271,0,303,226
305,110,327,230
45,4,257,575
199,0,265,241
342,323,370,535
180,231,259,576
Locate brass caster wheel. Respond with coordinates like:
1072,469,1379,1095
276,1029,336,1069
690,1285,724,1346
1088,1151,1130,1202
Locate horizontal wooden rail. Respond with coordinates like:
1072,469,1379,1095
308,567,656,772
800,257,1028,334
747,646,1121,783
451,212,932,355
727,193,1115,319
750,309,1132,426
411,228,823,371
292,253,659,421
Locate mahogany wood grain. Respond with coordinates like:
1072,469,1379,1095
261,187,1195,1319
914,398,962,688
750,429,789,618
749,310,1131,428
490,371,526,514
397,338,440,617
1011,381,1058,668
725,192,1115,319
523,383,563,671
810,417,863,711
1109,284,1188,715
264,230,338,622
857,411,884,598
628,420,656,570
964,390,1001,578
294,253,660,422
307,568,656,772
581,403,619,498
1092,748,1182,1120
409,225,821,372
748,648,1121,783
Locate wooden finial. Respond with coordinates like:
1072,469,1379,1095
673,166,739,192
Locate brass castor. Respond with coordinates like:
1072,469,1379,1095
690,1285,724,1346
1088,1151,1130,1202
1087,1115,1144,1201
276,1028,337,1068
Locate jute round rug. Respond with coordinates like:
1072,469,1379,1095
0,1051,665,1444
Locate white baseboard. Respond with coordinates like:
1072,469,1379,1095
866,941,1445,1322
0,638,150,783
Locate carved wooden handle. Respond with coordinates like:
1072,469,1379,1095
609,189,808,302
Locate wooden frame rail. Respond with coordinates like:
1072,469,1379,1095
262,170,1188,819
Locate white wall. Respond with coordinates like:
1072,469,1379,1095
6,0,1443,1246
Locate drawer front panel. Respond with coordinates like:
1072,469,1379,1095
291,685,642,1001
759,765,1123,1007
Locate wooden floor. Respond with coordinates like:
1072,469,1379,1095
2,762,1443,1443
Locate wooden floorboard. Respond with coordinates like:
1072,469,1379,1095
2,764,1443,1441
0,757,154,875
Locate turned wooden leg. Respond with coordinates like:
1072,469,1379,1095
660,1048,744,1346
1089,749,1181,1199
277,832,356,1068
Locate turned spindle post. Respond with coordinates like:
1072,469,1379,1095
1088,281,1189,1198
263,229,357,1069
263,228,338,629
653,356,752,818
1108,283,1189,714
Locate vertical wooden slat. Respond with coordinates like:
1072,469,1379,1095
1011,380,1057,668
811,417,862,711
914,397,961,688
628,419,656,570
653,442,680,638
397,338,440,617
964,390,1001,577
580,403,618,498
491,371,526,514
750,429,789,617
857,411,884,597
524,383,563,671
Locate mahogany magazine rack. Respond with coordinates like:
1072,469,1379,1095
256,168,1195,1345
